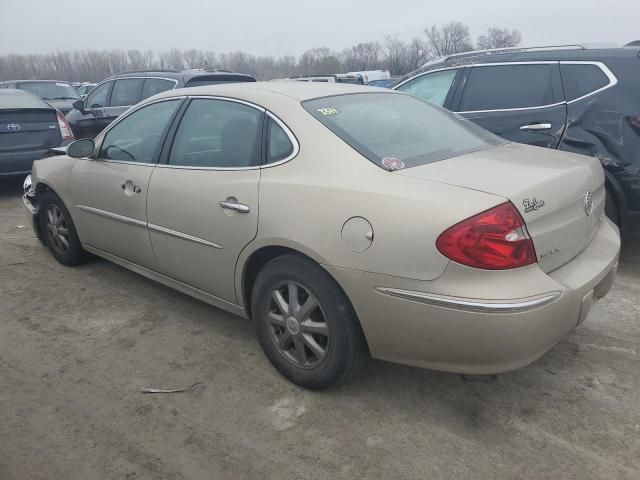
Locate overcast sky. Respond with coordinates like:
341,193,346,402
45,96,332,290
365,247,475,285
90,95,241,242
0,0,637,57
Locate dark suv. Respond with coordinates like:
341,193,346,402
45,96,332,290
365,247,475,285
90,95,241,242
394,45,640,231
66,69,256,139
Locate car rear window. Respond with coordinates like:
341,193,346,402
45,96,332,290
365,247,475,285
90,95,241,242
0,90,50,108
17,81,81,101
560,64,611,101
303,93,505,169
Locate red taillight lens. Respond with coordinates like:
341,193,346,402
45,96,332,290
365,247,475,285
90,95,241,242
436,202,537,270
57,112,74,141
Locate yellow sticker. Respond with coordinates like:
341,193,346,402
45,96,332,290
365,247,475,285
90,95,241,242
317,107,339,116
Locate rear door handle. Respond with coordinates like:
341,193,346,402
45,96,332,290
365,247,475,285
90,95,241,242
520,122,552,131
219,199,250,213
121,182,142,194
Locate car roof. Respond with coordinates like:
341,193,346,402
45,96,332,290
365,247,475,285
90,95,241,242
154,80,392,103
0,88,52,108
104,69,256,82
401,45,640,80
1,79,72,84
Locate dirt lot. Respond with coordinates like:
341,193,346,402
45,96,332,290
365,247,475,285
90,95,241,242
0,176,638,480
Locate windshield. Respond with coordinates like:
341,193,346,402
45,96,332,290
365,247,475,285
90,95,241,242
18,81,81,100
303,93,506,169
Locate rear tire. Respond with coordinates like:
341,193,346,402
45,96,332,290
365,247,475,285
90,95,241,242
39,190,87,266
605,189,620,226
251,254,368,389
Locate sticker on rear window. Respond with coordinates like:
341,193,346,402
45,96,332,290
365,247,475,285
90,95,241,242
317,107,340,116
381,157,405,171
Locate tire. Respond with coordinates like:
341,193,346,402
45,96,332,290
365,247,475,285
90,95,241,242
251,254,368,389
39,190,87,266
605,189,620,226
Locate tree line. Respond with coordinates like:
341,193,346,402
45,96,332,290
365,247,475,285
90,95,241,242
0,23,521,82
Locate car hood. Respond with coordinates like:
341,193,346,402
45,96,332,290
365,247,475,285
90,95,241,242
397,142,607,273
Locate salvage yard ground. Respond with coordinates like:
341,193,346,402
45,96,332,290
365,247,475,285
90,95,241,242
0,177,638,480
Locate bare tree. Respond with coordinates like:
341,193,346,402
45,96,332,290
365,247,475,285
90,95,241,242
477,28,522,50
424,22,474,56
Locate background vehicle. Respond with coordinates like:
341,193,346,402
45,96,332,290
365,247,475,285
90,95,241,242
0,79,81,114
346,70,391,83
75,83,96,98
24,82,619,389
393,44,640,231
65,69,256,139
0,89,74,177
367,78,399,88
288,74,364,84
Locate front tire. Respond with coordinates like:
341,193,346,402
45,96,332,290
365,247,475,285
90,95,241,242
251,254,368,389
39,190,87,266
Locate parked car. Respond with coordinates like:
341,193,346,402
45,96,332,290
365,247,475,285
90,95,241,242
23,82,620,389
346,70,391,83
0,80,82,114
0,89,74,177
393,44,640,231
75,83,96,98
288,74,364,84
367,78,400,88
65,69,256,139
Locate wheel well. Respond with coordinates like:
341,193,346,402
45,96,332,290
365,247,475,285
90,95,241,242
242,246,296,318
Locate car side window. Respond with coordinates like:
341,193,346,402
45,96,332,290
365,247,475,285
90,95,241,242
460,64,555,111
560,64,610,101
98,100,180,163
267,117,294,164
141,78,176,101
396,69,457,106
85,81,112,108
169,99,262,168
109,78,144,107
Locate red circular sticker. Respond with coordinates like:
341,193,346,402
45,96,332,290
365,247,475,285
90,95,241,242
382,157,405,171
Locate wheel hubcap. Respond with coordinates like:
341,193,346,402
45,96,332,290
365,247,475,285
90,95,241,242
45,204,70,256
266,281,329,369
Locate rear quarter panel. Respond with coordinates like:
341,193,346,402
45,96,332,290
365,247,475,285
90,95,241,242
237,106,505,304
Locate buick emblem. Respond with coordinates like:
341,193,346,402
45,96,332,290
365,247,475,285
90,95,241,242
584,191,594,216
7,123,21,132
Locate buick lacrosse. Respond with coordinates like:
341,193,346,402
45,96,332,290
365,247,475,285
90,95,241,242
23,82,620,389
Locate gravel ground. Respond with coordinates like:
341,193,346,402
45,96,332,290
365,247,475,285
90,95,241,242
0,176,638,480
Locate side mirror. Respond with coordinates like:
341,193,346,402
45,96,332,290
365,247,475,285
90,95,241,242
67,138,95,158
72,99,86,112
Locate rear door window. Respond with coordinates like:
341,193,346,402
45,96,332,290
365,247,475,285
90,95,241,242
396,69,458,106
141,78,176,100
460,64,556,111
560,64,610,101
169,98,263,168
110,78,144,107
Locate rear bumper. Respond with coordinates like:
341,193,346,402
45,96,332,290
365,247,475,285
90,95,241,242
326,218,621,374
0,148,53,176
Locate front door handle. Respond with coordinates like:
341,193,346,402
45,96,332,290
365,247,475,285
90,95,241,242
520,122,552,131
121,181,142,194
219,198,250,213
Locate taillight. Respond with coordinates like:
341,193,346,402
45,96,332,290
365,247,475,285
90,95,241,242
436,202,537,270
57,112,74,141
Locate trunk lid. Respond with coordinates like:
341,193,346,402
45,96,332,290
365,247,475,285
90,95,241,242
398,142,606,273
0,108,62,153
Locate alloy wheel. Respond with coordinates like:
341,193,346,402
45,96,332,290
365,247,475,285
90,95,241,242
266,281,329,369
45,204,70,256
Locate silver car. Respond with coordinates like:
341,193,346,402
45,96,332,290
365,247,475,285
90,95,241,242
23,82,621,389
